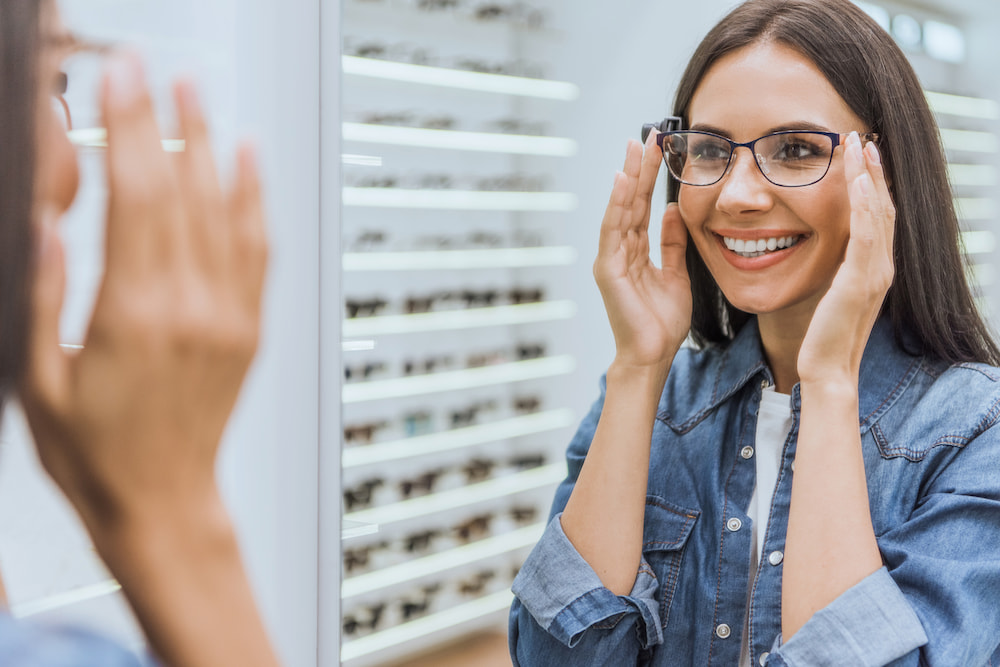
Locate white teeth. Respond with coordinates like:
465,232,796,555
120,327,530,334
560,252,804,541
722,234,801,258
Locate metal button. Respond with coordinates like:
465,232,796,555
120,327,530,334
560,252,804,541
716,623,731,639
790,460,796,472
768,550,784,566
760,379,769,390
760,652,770,665
726,518,742,532
741,446,755,460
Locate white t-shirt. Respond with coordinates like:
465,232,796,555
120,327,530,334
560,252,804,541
739,386,793,667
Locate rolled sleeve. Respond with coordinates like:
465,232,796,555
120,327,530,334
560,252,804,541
768,566,927,667
511,512,662,649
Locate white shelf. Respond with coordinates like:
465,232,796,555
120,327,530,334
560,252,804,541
342,122,578,156
343,520,380,541
941,128,998,154
343,409,575,468
341,589,515,663
342,187,578,211
67,127,185,152
955,197,996,221
926,90,1000,120
343,523,543,599
342,301,577,337
343,246,577,271
948,163,998,187
12,579,121,618
342,55,580,101
343,463,565,528
342,355,576,404
962,230,996,255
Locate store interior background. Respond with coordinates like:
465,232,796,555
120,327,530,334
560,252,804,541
0,0,997,665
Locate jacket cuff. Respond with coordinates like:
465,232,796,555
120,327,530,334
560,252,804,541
511,513,662,648
768,566,927,666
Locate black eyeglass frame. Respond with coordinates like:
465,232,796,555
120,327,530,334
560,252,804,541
641,116,879,188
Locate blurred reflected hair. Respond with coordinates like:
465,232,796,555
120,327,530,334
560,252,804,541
670,0,1000,365
0,0,40,399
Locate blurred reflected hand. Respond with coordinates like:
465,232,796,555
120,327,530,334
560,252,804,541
20,50,268,536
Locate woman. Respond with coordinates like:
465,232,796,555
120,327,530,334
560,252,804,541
0,0,279,665
509,1,1000,665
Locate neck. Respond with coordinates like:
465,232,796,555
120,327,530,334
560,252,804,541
757,304,817,394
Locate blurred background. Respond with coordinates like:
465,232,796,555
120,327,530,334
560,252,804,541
0,0,996,666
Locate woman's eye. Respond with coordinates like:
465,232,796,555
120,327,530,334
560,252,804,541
772,137,823,161
689,139,730,162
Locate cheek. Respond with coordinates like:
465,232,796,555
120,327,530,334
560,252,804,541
36,111,80,214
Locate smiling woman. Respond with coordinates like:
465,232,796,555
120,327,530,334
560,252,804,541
509,0,1000,665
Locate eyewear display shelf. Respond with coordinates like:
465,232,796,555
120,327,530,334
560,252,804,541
340,2,579,665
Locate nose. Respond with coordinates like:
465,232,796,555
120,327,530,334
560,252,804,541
714,146,773,217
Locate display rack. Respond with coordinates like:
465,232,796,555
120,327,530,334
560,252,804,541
339,2,577,663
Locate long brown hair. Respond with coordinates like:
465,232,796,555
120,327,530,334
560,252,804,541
0,0,40,397
671,0,1000,365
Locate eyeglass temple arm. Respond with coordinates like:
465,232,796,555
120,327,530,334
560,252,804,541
641,116,683,143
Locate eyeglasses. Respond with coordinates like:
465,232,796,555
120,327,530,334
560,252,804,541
641,117,879,188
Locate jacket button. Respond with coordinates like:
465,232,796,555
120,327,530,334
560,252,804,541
741,446,754,460
760,652,770,665
791,459,796,472
726,518,742,532
768,550,784,566
760,379,769,390
716,623,731,639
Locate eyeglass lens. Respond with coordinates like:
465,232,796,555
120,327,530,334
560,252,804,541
663,131,837,187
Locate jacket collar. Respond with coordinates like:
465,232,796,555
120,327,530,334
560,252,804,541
665,316,923,433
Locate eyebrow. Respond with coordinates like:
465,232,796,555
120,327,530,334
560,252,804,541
687,121,835,137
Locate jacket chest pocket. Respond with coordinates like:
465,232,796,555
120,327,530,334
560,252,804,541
642,496,699,630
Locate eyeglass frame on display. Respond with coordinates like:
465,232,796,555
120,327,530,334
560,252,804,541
641,116,880,188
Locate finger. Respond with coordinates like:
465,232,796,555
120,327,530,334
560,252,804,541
631,130,664,233
23,219,69,409
597,171,629,261
173,79,228,272
863,141,895,250
101,51,180,273
228,142,268,315
619,139,644,216
660,203,688,277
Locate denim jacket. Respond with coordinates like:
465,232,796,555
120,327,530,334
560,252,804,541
509,317,1000,666
0,612,146,666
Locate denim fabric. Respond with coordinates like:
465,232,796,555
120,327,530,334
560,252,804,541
510,317,1000,666
0,611,146,666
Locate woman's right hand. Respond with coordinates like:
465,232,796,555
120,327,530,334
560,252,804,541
594,131,692,373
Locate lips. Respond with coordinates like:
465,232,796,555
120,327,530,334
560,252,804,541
712,231,808,269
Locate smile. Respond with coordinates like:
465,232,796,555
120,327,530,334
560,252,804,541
722,235,802,258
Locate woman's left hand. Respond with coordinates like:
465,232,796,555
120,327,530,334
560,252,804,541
797,131,895,386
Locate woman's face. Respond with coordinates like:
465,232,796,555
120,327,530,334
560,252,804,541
36,3,80,222
680,41,868,321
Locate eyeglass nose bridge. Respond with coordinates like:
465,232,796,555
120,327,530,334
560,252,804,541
721,139,774,183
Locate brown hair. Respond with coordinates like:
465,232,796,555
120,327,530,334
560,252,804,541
671,0,1000,365
0,0,41,397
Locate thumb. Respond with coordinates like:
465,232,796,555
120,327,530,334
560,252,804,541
23,217,69,408
660,203,688,275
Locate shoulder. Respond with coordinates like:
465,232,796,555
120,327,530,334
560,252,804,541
875,357,1000,459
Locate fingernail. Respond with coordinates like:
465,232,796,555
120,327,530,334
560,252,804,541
849,130,860,145
107,51,145,106
865,141,881,165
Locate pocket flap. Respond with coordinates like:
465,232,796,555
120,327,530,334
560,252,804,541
642,496,699,552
